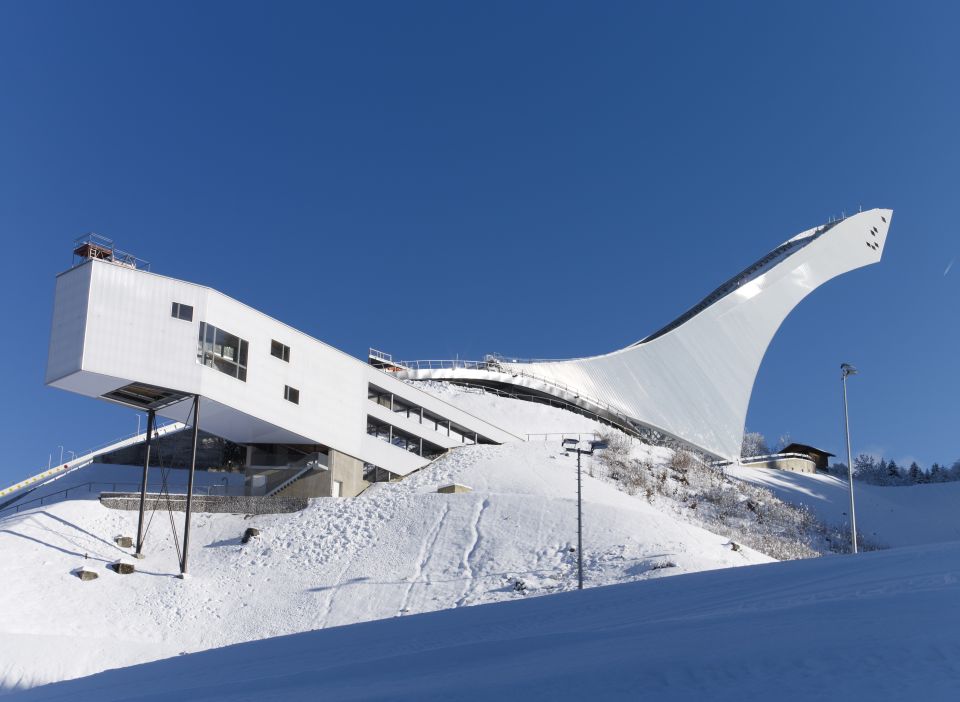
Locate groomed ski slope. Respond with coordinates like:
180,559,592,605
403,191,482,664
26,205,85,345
13,540,960,701
0,395,770,693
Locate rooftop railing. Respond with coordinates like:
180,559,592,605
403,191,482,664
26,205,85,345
72,232,150,271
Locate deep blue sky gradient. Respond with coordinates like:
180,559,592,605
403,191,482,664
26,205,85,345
1,1,958,484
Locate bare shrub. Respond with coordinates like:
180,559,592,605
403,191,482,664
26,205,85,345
593,431,882,560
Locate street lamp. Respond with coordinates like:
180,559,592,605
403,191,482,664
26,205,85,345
564,439,592,590
841,363,859,554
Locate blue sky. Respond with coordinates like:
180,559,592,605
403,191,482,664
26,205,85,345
1,1,957,484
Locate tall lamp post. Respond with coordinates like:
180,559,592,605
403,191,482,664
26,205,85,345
576,446,584,590
564,439,590,590
841,363,859,554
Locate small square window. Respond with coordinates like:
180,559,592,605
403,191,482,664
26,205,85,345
271,340,291,362
284,385,299,404
171,302,193,321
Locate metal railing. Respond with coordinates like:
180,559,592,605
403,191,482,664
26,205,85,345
393,358,637,431
0,479,229,517
387,358,496,372
265,453,328,497
71,420,184,467
368,348,398,364
526,432,600,442
425,380,635,437
72,232,151,271
1,421,186,500
405,371,711,459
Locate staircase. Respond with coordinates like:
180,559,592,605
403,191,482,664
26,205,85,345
265,453,328,497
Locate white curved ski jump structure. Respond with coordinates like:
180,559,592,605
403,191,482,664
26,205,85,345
395,209,893,460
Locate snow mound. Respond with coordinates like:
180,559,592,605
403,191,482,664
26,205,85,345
14,541,960,701
0,393,768,693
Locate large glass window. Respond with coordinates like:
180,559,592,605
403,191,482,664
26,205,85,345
197,322,249,381
366,384,493,445
368,385,393,409
366,416,445,458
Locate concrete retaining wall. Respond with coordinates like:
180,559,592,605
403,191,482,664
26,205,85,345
741,456,818,474
100,492,308,514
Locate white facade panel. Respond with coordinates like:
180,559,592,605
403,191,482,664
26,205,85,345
81,262,206,397
46,259,519,477
45,263,92,385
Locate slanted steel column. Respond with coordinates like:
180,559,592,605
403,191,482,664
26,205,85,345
180,395,200,576
134,409,156,558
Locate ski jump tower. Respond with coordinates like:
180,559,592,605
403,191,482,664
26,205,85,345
379,209,893,460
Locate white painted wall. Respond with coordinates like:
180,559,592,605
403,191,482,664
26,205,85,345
46,260,520,476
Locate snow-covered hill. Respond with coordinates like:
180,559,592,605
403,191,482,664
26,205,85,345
0,394,770,693
5,385,960,696
728,464,960,547
13,540,960,701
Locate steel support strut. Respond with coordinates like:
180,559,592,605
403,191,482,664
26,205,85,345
134,409,156,558
180,395,200,576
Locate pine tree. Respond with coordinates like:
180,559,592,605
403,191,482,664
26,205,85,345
908,462,921,483
886,459,900,483
854,454,875,482
950,460,960,482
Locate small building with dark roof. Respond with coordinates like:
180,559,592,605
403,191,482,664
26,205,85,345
780,443,835,471
734,442,836,474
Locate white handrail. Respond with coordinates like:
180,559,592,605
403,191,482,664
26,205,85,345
0,422,187,499
394,360,634,427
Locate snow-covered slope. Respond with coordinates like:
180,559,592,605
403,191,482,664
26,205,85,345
728,465,960,548
14,540,960,701
0,395,770,693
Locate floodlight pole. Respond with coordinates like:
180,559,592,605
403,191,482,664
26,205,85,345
134,408,156,558
841,364,858,554
180,395,200,576
577,448,583,590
